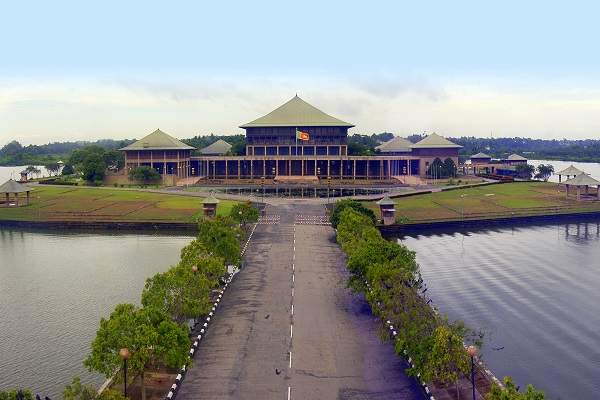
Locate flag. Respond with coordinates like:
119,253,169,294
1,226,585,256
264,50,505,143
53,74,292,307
296,129,310,141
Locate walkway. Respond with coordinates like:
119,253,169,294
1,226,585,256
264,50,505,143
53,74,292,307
176,204,424,400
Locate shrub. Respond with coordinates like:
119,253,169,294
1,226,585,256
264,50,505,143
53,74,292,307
330,199,377,228
128,166,161,184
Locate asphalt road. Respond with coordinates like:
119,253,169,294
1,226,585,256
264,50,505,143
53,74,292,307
176,203,424,400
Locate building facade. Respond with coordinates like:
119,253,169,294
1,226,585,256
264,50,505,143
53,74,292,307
119,96,462,183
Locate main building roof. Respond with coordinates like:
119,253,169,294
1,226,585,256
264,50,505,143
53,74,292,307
120,129,195,151
240,95,354,128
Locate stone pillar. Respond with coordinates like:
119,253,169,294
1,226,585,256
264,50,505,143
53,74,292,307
353,160,356,180
225,160,228,180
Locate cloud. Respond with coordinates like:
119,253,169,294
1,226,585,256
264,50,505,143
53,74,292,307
2,77,600,145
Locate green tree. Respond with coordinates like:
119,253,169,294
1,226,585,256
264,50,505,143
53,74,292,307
25,165,41,178
84,304,189,400
141,263,213,324
420,323,470,396
515,164,535,180
330,199,377,228
0,390,34,400
179,240,227,287
229,202,259,227
0,141,23,156
486,376,545,400
534,164,554,181
45,162,61,176
103,150,124,171
81,153,107,183
63,377,126,400
62,164,75,175
128,166,161,184
197,217,241,266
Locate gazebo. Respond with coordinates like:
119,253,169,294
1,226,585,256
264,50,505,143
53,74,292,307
0,179,33,207
556,165,583,183
562,174,600,201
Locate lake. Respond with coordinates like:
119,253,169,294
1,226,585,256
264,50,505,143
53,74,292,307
0,166,54,183
396,219,600,400
529,159,600,182
0,229,193,397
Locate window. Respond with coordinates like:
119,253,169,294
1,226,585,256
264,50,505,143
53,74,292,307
278,146,289,155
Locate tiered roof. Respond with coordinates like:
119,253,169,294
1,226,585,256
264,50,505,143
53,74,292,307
411,133,462,148
119,129,195,151
240,95,354,128
200,139,232,155
376,136,413,153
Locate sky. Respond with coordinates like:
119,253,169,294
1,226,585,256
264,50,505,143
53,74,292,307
2,0,600,145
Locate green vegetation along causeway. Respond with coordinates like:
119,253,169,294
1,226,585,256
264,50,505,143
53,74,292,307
367,181,600,224
0,186,238,223
333,200,545,399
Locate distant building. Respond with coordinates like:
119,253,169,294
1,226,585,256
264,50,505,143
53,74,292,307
199,139,232,156
467,152,529,176
469,152,492,165
119,129,195,183
117,96,462,183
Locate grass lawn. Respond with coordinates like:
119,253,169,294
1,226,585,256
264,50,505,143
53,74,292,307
0,186,239,223
366,181,600,223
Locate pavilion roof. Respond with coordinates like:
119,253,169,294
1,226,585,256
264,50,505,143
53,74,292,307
411,133,462,149
505,153,527,161
563,173,600,186
119,129,195,151
240,95,354,128
376,196,396,206
203,196,220,204
376,137,413,153
0,179,32,194
199,139,232,155
557,165,583,176
470,152,492,159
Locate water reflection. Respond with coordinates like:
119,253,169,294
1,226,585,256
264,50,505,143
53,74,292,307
393,218,600,400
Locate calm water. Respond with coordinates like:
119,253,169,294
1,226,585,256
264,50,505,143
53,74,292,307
0,229,192,397
396,219,600,400
529,159,600,182
0,166,53,183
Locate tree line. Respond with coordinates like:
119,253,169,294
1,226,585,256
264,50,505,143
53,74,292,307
5,134,600,166
332,200,545,400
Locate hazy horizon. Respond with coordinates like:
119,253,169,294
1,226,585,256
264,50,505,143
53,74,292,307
2,1,600,145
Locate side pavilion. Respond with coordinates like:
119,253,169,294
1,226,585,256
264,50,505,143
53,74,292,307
562,173,600,200
0,179,33,207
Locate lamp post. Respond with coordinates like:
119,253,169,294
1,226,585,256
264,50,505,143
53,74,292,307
119,347,131,398
467,345,477,400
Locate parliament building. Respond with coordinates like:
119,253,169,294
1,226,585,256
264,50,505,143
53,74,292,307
119,95,461,184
